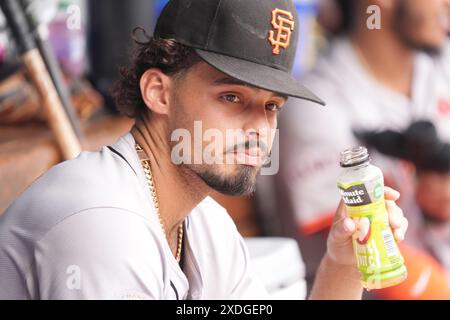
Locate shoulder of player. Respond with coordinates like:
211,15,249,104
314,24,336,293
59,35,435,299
0,147,148,241
45,145,138,187
36,206,156,245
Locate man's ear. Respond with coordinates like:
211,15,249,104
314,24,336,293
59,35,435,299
140,69,173,115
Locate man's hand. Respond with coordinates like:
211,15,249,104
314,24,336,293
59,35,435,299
310,186,409,299
326,186,409,267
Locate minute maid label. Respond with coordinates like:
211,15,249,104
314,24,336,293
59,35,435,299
337,180,404,286
338,184,372,206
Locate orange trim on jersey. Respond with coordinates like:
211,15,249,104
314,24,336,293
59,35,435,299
375,243,450,300
298,211,335,236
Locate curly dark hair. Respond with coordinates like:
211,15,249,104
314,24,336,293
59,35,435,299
334,0,356,34
112,28,202,118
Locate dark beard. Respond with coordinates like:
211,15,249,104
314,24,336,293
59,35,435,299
194,165,258,196
393,0,444,55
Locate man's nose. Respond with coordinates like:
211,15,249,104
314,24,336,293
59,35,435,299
243,117,273,154
244,102,275,133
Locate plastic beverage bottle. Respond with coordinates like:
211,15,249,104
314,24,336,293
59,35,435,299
337,146,407,290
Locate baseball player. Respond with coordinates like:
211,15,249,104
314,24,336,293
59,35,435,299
0,0,407,299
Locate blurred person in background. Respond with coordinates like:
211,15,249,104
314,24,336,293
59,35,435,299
361,121,450,271
360,120,450,298
271,0,450,298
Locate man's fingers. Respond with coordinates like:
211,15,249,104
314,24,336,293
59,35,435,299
398,216,408,241
333,187,406,245
386,200,403,228
386,199,408,242
384,186,400,201
332,216,356,243
394,228,405,242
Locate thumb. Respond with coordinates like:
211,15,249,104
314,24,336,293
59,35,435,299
331,201,356,243
333,200,347,223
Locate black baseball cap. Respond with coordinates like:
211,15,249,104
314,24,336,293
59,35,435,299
154,0,325,105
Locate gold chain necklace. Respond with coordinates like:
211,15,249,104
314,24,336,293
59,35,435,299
135,143,183,263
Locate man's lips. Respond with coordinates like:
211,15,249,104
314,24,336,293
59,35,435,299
232,148,264,167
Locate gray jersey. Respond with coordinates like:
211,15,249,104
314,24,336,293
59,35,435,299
0,133,267,299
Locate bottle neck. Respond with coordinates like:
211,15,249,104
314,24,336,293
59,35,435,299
340,147,370,168
344,160,371,170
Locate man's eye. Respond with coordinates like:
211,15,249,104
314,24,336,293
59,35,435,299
266,103,282,112
222,94,242,103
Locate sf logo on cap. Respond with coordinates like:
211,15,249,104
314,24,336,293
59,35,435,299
268,8,295,55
